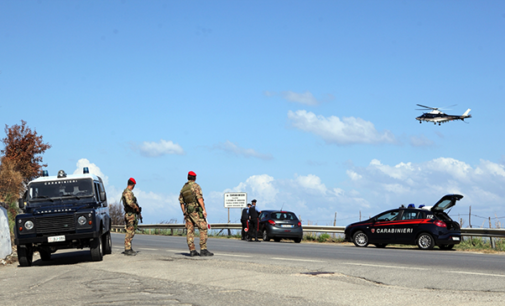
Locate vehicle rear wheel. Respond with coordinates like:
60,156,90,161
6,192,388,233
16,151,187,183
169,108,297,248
39,249,51,261
294,238,302,243
103,231,112,255
352,231,369,247
18,244,33,267
374,244,387,248
262,230,270,242
274,238,281,242
439,244,454,250
90,235,103,261
417,233,435,250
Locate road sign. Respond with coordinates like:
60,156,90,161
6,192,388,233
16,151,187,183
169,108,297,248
224,192,247,208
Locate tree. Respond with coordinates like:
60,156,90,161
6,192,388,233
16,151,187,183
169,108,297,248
109,202,125,225
0,157,24,203
1,120,51,185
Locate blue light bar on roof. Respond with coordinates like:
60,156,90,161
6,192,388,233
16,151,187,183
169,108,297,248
83,167,89,174
42,170,49,177
408,204,415,208
418,204,425,208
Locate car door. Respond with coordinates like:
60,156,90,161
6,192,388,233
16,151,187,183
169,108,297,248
393,210,420,243
370,210,400,243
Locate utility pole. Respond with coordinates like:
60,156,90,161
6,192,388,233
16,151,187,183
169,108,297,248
469,206,472,228
333,212,337,239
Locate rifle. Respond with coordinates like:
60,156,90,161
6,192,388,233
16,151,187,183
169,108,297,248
134,198,143,223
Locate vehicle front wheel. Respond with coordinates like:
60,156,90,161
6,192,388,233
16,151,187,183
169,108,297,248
90,235,103,261
262,230,270,242
18,244,33,267
103,231,112,255
352,231,369,247
39,249,51,261
294,238,302,243
274,238,281,242
417,233,435,250
374,244,387,248
439,244,454,250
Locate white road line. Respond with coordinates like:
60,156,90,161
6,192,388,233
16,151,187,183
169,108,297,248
448,271,505,278
166,249,186,253
214,253,251,258
137,248,158,251
272,258,325,263
344,263,428,271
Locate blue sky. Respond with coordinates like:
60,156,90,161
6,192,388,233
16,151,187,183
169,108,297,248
1,1,505,227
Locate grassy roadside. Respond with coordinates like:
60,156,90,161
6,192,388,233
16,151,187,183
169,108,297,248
131,228,505,254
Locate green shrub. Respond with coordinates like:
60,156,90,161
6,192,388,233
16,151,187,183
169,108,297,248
318,233,331,242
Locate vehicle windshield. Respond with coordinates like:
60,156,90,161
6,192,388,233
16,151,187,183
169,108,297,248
28,179,94,200
271,212,297,221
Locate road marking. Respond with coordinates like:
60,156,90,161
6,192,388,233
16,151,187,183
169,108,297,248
448,271,505,278
138,248,158,251
344,263,427,271
214,253,251,258
272,258,325,263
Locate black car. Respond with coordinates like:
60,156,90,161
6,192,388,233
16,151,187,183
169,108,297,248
15,168,112,266
258,210,303,243
344,194,462,250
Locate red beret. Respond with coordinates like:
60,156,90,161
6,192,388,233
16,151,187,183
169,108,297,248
188,171,197,176
129,177,136,184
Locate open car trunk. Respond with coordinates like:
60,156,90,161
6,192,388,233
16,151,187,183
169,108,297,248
434,211,460,230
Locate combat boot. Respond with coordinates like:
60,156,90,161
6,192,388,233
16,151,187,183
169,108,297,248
124,249,137,256
200,249,214,256
189,250,200,257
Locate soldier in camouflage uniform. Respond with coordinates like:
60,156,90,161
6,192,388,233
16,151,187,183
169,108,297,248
179,171,214,257
122,177,140,256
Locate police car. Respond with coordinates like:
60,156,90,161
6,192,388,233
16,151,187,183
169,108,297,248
344,194,463,250
14,168,111,266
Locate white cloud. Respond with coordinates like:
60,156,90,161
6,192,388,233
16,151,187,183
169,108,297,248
410,135,434,147
264,90,334,105
214,141,273,160
282,91,319,105
346,158,505,220
288,110,396,145
295,174,327,194
73,158,109,185
138,139,184,157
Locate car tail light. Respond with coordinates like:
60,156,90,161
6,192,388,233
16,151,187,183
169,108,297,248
434,220,447,228
268,220,276,225
297,222,301,227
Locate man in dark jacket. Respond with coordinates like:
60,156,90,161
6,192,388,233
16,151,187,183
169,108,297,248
241,203,251,240
248,199,260,242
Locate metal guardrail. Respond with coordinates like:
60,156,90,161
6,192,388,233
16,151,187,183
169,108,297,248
112,224,505,237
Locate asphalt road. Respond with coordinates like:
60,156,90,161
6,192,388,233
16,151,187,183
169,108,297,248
1,233,504,306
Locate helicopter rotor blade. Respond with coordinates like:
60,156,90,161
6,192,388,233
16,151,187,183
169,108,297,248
416,104,438,110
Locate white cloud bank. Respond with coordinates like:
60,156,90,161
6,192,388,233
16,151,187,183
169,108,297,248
214,141,273,160
74,158,109,186
288,110,396,145
347,158,505,220
265,91,334,105
138,139,184,157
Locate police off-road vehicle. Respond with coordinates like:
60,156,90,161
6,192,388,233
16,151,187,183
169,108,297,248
14,168,111,266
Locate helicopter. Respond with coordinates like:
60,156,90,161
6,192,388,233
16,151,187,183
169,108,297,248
416,104,472,125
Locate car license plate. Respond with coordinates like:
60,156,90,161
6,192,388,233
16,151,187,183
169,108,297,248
281,225,293,228
452,237,460,241
48,235,65,243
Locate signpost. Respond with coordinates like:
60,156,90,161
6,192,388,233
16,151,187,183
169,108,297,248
224,192,247,236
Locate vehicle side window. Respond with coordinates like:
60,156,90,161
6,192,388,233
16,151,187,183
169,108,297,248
375,210,399,222
94,183,100,201
401,211,419,220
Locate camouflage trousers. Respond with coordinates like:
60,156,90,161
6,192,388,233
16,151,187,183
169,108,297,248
124,212,137,250
185,212,208,251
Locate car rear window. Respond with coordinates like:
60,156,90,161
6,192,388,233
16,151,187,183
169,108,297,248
271,212,297,221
